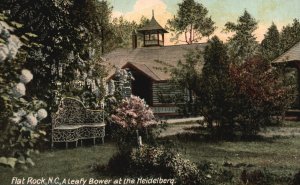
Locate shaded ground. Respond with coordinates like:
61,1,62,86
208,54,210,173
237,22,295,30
159,121,300,184
160,120,300,138
0,143,117,185
0,121,299,185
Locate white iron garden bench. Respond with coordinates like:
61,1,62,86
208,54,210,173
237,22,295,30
51,97,105,148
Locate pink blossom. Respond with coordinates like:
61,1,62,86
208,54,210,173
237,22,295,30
110,95,156,129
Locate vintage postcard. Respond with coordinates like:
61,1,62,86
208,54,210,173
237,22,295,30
0,0,299,185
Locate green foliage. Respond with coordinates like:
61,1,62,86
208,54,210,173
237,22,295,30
190,36,295,137
261,23,280,62
229,57,296,136
0,16,47,168
196,36,234,134
109,96,159,153
261,19,300,62
279,19,300,53
71,0,113,55
224,10,259,62
109,16,150,49
110,17,138,49
240,169,275,185
1,0,109,111
167,0,215,44
170,48,203,116
102,145,210,185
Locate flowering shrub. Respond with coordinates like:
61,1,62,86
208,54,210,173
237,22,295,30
110,95,157,152
0,21,22,61
111,95,155,128
0,16,47,168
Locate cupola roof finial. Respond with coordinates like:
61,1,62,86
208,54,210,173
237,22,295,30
152,9,154,18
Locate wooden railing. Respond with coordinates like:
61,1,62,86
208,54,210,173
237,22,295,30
151,106,178,114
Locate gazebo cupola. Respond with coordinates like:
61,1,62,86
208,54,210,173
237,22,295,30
137,10,168,47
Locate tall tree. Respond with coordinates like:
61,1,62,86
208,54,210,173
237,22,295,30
109,17,138,49
167,0,215,44
261,22,280,62
280,19,300,53
224,10,259,62
0,0,109,109
196,36,233,133
108,16,150,49
71,0,113,55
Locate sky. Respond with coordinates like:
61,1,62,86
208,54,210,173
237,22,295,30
107,0,300,45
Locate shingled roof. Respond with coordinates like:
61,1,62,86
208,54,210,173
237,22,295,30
273,41,300,63
103,43,207,82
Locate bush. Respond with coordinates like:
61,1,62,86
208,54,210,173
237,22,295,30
229,57,295,136
110,96,158,152
101,145,209,185
196,36,295,138
292,171,300,185
240,169,274,185
0,16,47,168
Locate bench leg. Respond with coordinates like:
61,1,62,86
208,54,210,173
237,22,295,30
93,138,96,145
75,141,78,148
81,140,83,146
66,142,68,149
51,142,54,149
102,137,104,144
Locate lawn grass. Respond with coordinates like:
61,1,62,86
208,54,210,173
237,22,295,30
162,121,300,184
169,135,300,173
0,122,299,185
0,142,117,185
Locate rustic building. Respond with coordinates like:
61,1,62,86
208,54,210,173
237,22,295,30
272,41,300,119
104,13,206,117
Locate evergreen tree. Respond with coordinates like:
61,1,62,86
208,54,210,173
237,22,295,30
167,0,215,44
261,22,280,62
280,19,300,53
196,36,234,133
224,10,259,63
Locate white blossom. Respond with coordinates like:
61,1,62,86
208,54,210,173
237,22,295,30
108,80,115,95
37,109,48,120
26,113,38,127
0,44,9,62
10,109,27,124
0,50,7,62
0,21,13,31
10,111,22,123
7,35,21,59
19,69,33,84
12,82,26,97
16,109,27,117
8,44,18,59
8,35,22,49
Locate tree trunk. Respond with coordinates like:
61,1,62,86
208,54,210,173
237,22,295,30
189,24,193,44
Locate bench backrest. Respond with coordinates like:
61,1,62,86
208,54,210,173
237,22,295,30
52,97,104,128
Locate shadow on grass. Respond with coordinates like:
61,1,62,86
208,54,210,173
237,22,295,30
161,126,278,144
